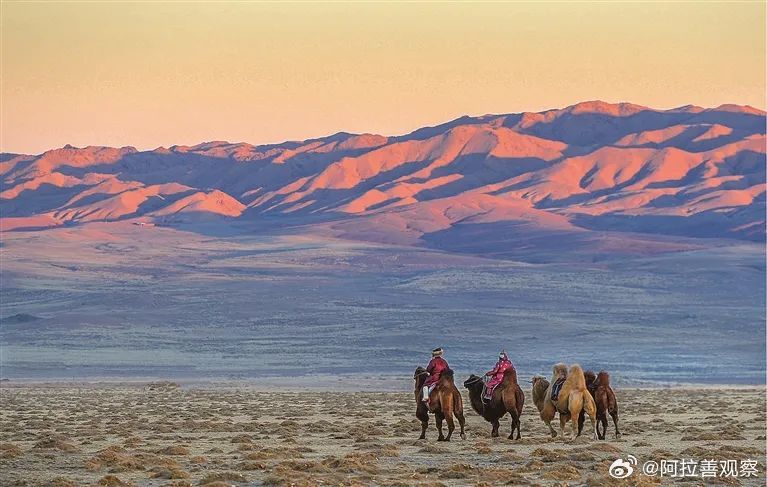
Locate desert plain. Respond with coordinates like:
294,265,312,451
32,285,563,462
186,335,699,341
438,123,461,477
0,382,764,487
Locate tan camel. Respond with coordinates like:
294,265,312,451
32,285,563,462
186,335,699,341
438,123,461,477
540,363,597,441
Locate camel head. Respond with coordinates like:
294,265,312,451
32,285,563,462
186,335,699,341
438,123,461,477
596,370,610,386
584,369,597,387
463,374,483,391
413,366,428,389
413,366,427,379
530,375,549,413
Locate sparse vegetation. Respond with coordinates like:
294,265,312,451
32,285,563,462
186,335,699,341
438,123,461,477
0,385,763,486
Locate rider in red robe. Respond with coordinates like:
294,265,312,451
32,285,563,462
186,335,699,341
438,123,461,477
422,347,448,402
484,351,513,399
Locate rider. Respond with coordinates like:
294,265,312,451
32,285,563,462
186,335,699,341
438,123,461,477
422,347,448,403
484,350,514,400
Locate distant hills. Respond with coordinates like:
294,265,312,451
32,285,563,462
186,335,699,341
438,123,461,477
2,101,764,256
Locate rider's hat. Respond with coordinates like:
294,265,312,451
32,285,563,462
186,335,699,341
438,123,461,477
431,347,444,357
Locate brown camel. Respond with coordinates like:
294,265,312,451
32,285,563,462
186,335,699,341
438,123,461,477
541,363,597,441
578,370,620,439
463,368,524,439
413,366,466,441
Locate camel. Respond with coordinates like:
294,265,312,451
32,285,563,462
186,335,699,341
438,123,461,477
540,363,597,441
413,366,466,441
463,368,524,439
531,374,558,437
578,370,620,439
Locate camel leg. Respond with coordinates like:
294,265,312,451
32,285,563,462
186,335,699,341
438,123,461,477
569,392,584,440
444,412,455,441
544,419,557,438
416,408,429,440
508,411,519,440
541,401,557,438
559,413,571,441
596,412,607,440
611,410,621,439
435,411,445,441
490,419,500,437
454,409,466,440
582,395,598,441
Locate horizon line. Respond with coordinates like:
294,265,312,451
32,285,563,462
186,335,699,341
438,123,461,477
2,99,765,156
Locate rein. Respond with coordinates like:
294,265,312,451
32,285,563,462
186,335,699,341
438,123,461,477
465,376,492,404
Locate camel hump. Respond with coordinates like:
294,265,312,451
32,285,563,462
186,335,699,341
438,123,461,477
442,368,455,380
567,364,587,389
569,363,584,375
502,366,518,384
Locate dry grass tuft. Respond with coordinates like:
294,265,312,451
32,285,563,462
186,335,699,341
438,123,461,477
418,443,448,454
32,436,78,452
0,442,23,459
230,434,253,443
159,482,192,487
151,467,191,479
321,452,380,474
98,475,136,487
542,463,582,480
90,445,144,472
50,478,78,487
531,447,568,462
158,445,190,456
198,471,248,485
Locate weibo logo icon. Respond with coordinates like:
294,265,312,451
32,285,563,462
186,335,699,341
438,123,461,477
609,455,638,479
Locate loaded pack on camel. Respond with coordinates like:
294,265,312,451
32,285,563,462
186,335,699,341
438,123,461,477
578,370,620,439
463,367,524,439
538,363,597,441
413,348,466,441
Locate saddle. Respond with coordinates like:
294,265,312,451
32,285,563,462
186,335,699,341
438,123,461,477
550,377,566,401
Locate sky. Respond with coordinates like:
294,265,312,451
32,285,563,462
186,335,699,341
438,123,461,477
1,1,765,154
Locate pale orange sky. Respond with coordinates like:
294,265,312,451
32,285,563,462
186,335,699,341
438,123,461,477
2,2,765,154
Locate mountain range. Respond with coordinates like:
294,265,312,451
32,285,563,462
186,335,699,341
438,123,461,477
2,101,764,258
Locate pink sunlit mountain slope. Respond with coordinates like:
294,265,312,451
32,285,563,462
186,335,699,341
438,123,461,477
1,101,764,256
